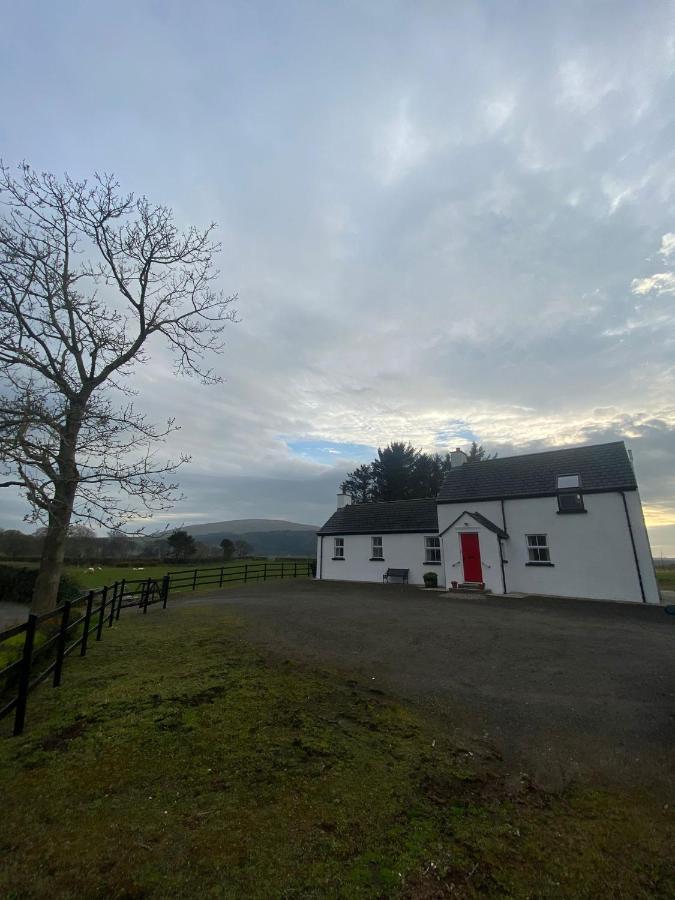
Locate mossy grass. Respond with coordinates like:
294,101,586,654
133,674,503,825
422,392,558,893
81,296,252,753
0,603,672,898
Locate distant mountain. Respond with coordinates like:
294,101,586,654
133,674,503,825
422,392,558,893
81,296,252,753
184,518,317,536
176,518,318,557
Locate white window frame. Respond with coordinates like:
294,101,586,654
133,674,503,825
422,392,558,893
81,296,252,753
424,535,441,563
333,537,344,559
526,534,551,563
371,536,383,560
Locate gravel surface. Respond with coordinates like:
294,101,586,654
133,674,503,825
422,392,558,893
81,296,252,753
179,579,675,792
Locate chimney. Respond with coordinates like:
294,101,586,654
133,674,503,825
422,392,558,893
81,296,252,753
337,492,351,509
450,447,468,468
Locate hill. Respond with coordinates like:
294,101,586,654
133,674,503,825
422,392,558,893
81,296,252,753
184,519,317,536
179,519,318,558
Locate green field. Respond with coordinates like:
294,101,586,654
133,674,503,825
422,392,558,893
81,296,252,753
655,567,675,591
1,558,310,595
0,601,672,899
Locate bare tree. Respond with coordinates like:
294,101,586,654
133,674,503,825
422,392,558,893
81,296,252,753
0,163,236,612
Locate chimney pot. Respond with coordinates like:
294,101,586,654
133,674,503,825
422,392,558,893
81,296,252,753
337,492,351,509
450,448,468,468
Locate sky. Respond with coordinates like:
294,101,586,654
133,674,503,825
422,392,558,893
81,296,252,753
2,1,675,553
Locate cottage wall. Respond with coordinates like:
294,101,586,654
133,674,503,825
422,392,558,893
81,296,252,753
317,532,443,586
438,491,659,604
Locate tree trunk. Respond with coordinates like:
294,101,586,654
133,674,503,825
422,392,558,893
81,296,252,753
31,403,83,614
31,506,72,614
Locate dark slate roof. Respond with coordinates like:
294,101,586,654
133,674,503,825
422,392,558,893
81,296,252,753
317,498,438,535
437,441,637,504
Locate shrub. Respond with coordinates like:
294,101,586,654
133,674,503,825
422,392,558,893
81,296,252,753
423,571,438,588
0,565,82,605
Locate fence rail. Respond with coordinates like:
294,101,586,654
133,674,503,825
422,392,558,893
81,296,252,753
0,559,313,736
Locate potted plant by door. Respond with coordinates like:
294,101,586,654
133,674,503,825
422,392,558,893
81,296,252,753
451,580,458,589
423,571,438,589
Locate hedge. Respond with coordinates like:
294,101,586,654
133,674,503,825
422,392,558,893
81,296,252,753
0,565,82,606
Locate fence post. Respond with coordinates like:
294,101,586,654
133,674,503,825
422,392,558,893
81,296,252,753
53,601,71,687
219,567,224,588
142,578,150,614
281,561,285,579
244,563,248,584
116,579,125,620
192,568,198,591
162,574,170,608
80,591,95,656
14,614,37,736
96,586,108,641
294,561,297,578
108,582,118,627
263,561,267,581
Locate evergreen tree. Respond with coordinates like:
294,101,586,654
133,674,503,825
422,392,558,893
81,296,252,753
371,442,419,501
466,441,496,463
340,464,374,503
341,442,492,502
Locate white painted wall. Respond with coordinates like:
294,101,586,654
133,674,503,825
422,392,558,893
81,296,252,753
438,490,659,604
624,489,660,604
440,516,503,593
317,532,443,586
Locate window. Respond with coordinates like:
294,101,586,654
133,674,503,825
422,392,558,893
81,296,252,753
424,536,441,563
557,491,585,512
371,536,383,560
333,537,344,559
526,534,550,563
557,473,585,512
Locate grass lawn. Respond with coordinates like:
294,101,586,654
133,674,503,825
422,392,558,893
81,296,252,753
655,567,675,591
0,603,673,899
2,558,310,594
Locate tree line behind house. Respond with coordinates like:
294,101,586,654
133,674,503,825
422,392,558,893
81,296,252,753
341,441,494,503
0,523,318,564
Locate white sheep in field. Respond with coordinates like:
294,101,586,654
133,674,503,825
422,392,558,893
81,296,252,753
96,566,102,571
86,567,95,573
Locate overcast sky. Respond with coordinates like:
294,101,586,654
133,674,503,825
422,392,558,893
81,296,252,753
2,1,675,552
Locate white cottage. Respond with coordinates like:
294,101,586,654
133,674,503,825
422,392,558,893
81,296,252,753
316,441,660,604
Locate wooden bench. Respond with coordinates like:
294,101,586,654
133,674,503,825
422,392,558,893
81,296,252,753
383,568,409,584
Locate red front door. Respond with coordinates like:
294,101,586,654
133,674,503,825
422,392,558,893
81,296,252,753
460,533,483,583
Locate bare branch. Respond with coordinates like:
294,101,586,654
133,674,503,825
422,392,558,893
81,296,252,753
0,162,237,612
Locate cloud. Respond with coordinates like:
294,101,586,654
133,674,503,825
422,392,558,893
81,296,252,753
1,1,675,550
631,272,675,295
375,97,431,186
659,232,675,258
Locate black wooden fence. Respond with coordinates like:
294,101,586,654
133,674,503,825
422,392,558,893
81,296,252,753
0,559,313,736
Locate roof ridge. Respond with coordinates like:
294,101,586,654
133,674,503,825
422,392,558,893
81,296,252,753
448,440,627,468
347,496,437,505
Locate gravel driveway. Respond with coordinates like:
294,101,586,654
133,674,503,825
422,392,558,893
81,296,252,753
179,579,675,792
